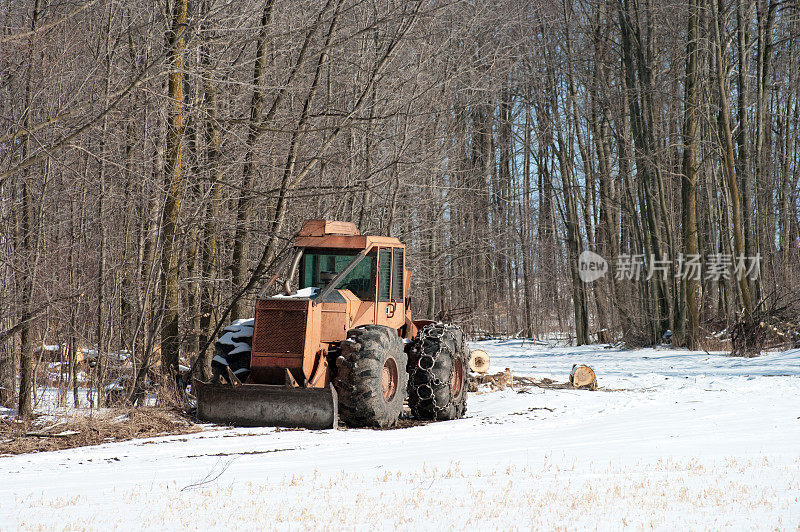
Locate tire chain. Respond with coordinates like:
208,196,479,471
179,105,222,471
408,323,467,416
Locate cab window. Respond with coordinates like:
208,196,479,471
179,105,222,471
392,248,404,301
378,249,391,302
300,249,376,301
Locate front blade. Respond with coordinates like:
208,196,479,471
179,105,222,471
194,380,338,430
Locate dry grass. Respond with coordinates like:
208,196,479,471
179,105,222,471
11,455,799,530
0,408,199,456
699,333,733,352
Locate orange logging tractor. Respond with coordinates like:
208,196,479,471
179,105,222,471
194,220,469,429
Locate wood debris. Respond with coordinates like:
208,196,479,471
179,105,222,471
470,364,599,392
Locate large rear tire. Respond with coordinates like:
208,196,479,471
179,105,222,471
334,325,407,428
211,318,254,383
407,323,468,421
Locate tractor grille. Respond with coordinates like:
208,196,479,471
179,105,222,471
252,298,308,355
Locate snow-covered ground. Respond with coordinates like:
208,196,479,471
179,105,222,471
2,341,799,530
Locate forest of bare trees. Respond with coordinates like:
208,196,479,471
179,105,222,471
2,0,799,416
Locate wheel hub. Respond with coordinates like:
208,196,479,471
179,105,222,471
381,358,398,401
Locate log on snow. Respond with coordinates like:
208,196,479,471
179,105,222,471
569,364,597,390
468,349,490,374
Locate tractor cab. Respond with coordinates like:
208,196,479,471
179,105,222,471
291,219,409,330
243,220,411,391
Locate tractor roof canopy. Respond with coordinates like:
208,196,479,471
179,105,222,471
294,219,402,251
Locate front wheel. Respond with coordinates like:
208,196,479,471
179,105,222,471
407,323,468,421
334,325,408,428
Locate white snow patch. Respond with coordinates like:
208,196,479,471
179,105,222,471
34,345,61,353
227,343,251,356
272,287,319,299
82,349,131,364
217,329,253,348
2,341,799,529
103,379,125,393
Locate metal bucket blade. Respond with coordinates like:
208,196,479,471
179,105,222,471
194,380,338,429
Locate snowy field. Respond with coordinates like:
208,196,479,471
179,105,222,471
2,341,799,530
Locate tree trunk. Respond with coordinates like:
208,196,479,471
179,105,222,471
197,17,222,380
682,0,701,349
160,0,188,375
17,0,41,420
94,0,113,406
711,0,754,323
753,0,776,304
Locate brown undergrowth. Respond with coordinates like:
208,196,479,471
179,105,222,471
0,408,200,456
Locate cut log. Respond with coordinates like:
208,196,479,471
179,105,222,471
468,349,490,374
569,364,597,390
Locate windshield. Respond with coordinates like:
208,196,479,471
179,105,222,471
299,249,376,301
